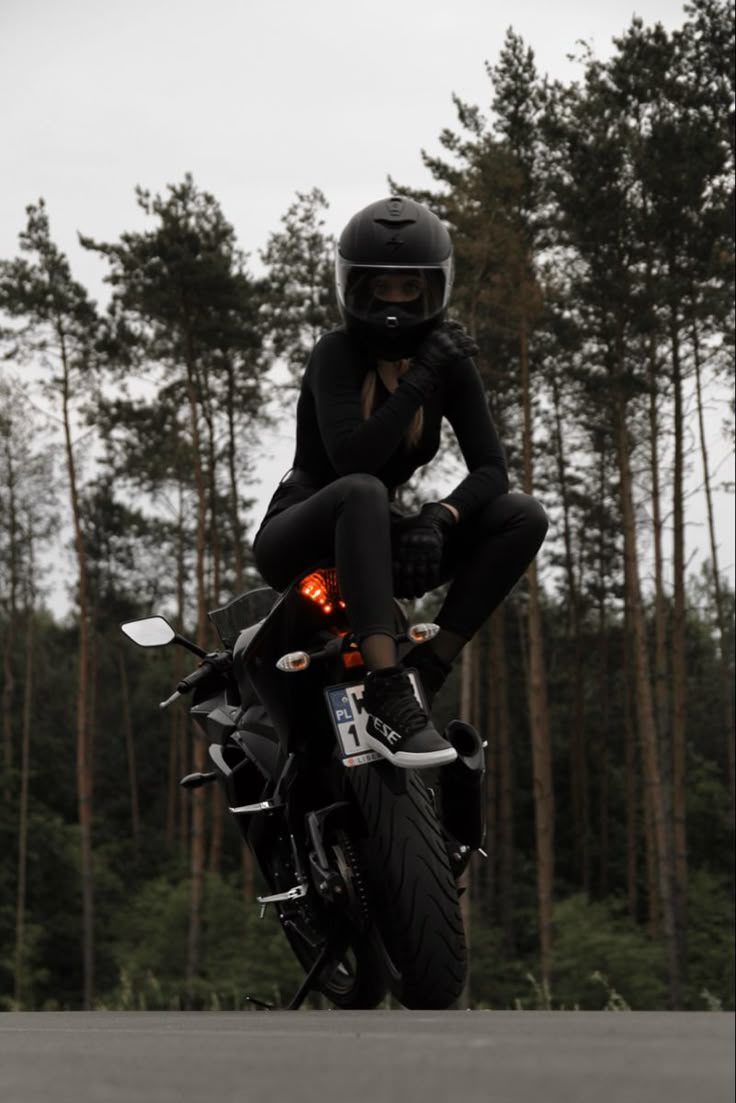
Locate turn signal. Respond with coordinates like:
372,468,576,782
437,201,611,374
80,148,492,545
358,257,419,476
276,651,311,672
408,623,440,643
342,648,364,669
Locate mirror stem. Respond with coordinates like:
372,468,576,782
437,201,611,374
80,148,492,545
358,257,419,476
173,633,209,659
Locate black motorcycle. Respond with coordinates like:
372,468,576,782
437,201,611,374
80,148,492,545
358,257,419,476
121,565,485,1010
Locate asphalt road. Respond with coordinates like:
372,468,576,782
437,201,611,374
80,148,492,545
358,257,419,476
0,1010,733,1103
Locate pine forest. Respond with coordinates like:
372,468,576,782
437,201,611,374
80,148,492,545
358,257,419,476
0,1,733,1012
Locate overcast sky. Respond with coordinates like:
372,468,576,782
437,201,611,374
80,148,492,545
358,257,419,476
2,0,695,287
2,0,733,590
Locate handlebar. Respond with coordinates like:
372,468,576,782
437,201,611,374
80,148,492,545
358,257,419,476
159,650,232,710
176,662,217,694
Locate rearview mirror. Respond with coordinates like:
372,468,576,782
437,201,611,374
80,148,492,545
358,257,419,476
121,616,176,648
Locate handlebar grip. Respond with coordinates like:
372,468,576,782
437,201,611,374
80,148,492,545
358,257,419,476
176,662,215,694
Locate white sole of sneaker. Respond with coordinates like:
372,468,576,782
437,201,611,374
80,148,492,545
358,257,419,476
364,733,458,770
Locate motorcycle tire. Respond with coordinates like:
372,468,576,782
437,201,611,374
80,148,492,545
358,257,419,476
349,762,467,1010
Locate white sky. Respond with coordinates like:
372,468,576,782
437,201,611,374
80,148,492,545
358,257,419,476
1,0,733,596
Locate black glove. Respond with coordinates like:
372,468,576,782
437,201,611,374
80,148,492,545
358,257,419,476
414,320,479,370
392,502,457,599
402,321,480,398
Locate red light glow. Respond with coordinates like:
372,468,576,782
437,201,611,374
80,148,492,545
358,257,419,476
299,569,343,616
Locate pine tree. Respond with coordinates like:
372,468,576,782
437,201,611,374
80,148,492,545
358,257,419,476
0,203,100,1007
82,175,267,1003
259,188,341,385
543,43,685,1004
0,380,57,1005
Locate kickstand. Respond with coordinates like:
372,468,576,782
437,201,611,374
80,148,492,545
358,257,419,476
285,932,347,1011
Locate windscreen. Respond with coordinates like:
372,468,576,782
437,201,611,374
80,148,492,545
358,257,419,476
208,587,279,649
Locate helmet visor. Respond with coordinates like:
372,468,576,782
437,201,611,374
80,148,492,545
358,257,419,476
336,259,453,323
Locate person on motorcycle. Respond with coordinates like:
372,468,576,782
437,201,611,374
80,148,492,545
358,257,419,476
253,196,547,768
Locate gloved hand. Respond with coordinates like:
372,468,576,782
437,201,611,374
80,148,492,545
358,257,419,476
401,321,479,398
392,502,457,599
413,320,479,371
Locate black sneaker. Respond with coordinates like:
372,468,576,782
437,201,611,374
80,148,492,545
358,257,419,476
363,667,458,769
401,644,453,709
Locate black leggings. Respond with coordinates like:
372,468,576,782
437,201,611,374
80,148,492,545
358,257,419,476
253,474,548,643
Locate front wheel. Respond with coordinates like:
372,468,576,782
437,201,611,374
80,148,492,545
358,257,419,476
349,762,467,1009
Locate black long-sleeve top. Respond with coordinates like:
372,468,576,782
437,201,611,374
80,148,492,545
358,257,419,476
258,328,509,528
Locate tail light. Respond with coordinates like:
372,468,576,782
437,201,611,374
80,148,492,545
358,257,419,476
299,568,346,616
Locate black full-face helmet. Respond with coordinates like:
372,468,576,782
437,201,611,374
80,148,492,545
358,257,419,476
335,196,454,359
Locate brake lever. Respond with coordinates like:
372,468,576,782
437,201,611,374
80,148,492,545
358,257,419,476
159,690,182,710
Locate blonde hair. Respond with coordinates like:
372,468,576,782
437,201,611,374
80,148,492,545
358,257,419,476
361,359,424,448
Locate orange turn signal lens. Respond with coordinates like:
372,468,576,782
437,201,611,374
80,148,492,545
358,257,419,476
408,623,440,643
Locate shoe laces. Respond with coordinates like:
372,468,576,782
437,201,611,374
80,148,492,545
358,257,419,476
374,674,428,737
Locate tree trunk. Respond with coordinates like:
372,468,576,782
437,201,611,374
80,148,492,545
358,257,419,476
225,357,245,593
179,710,189,856
491,609,514,949
242,848,255,907
648,340,670,799
185,354,210,1008
692,314,735,812
60,328,94,1009
173,487,189,855
206,408,222,877
87,614,98,824
1,613,15,804
551,372,589,891
520,320,554,988
623,607,638,923
669,307,688,973
117,647,140,853
166,705,178,851
597,589,610,900
208,787,224,874
1,433,19,805
615,393,680,1006
206,371,225,871
14,563,34,1007
643,755,661,938
202,394,222,608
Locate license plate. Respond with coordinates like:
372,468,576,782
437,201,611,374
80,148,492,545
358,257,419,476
324,671,424,768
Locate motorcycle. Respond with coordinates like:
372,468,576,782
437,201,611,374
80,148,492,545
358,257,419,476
121,564,486,1009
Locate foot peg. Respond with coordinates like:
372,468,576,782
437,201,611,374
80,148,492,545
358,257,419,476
257,884,308,906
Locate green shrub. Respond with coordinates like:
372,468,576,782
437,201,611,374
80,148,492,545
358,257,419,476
100,873,303,1009
550,895,668,1009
